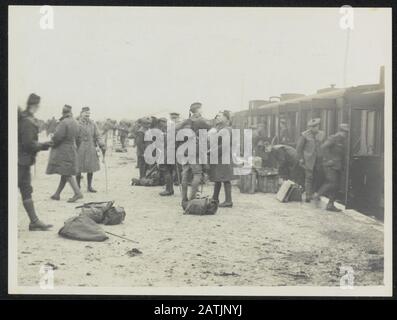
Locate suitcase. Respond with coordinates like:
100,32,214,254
276,180,303,202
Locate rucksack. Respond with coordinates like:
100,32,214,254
183,197,218,215
103,206,126,225
58,215,108,242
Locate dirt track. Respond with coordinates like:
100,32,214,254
17,138,384,288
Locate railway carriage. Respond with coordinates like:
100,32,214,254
232,80,385,220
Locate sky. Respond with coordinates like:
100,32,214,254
9,6,391,121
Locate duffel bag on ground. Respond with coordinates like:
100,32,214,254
77,201,114,223
183,197,218,215
58,215,108,242
103,206,126,225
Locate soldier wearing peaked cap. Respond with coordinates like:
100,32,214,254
296,118,325,202
179,102,211,207
313,123,349,212
47,104,83,203
18,93,53,231
75,106,106,193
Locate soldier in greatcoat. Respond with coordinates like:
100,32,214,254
76,107,106,193
47,105,82,203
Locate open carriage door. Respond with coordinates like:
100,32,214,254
345,89,384,220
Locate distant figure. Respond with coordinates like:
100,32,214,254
296,118,325,202
118,120,130,149
279,118,289,144
76,107,106,193
313,123,349,212
135,117,152,179
46,116,58,137
47,105,82,203
18,93,53,231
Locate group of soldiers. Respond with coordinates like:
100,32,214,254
18,95,110,231
17,92,349,232
252,118,349,212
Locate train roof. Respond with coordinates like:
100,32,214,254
255,84,381,110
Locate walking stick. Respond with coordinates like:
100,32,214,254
103,152,109,194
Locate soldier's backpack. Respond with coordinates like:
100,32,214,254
77,201,114,223
77,201,126,225
58,215,108,242
103,206,126,225
183,197,219,215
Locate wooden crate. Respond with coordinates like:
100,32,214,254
239,171,257,194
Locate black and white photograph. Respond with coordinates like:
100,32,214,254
8,5,392,296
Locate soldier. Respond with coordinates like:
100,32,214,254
296,118,325,202
18,94,53,231
76,107,106,193
46,116,58,137
208,111,236,207
136,117,152,179
169,112,181,125
158,117,175,196
169,112,182,185
313,123,349,212
268,144,305,186
47,105,82,203
118,120,129,150
180,102,211,206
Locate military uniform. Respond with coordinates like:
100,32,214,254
296,119,325,201
136,117,152,179
314,125,349,211
118,121,129,149
18,94,52,231
180,103,211,204
158,118,175,196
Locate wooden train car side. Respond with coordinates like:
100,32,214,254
232,84,385,220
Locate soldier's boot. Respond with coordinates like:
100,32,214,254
189,174,201,200
51,176,67,200
326,201,341,212
67,177,83,203
181,183,189,208
219,181,233,208
22,199,53,231
160,174,174,196
87,173,97,193
211,182,221,203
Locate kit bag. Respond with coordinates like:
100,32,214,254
77,201,114,223
58,215,108,242
183,197,218,215
103,206,126,225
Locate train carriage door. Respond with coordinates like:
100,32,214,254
345,91,384,220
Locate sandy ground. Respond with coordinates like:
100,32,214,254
17,137,384,288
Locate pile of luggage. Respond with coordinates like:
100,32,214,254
58,201,126,242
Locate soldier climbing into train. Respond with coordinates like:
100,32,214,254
312,123,349,212
296,118,325,202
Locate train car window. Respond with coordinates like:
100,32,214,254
351,109,380,156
